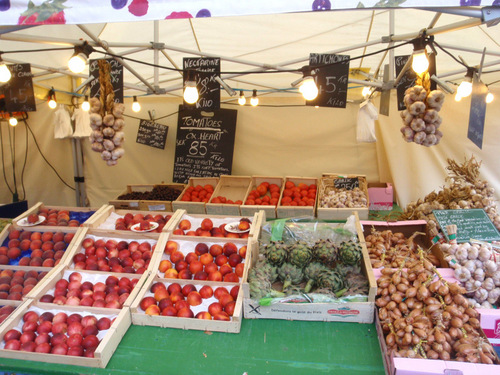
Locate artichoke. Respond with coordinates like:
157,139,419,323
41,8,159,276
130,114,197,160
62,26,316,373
318,269,346,295
265,241,289,267
338,240,362,266
288,240,313,269
303,262,329,293
278,263,303,291
313,239,337,266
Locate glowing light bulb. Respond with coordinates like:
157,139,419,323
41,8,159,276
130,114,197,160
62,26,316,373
457,79,472,98
362,86,371,98
132,96,141,112
0,61,11,83
299,76,318,101
486,92,494,104
412,50,429,75
68,53,87,73
238,92,246,106
250,90,259,106
48,98,57,109
454,93,462,102
9,117,17,126
81,96,90,111
183,81,199,104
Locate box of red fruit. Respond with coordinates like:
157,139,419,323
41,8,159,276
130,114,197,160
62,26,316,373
0,299,27,327
276,177,318,218
172,177,219,214
31,268,149,310
166,210,263,240
205,175,252,216
109,184,185,212
149,236,254,284
130,273,243,333
63,228,168,275
0,266,54,303
0,299,131,367
0,224,85,269
12,202,104,229
84,205,179,233
240,176,284,219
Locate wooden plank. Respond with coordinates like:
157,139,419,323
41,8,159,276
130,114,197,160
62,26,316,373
172,177,220,214
276,176,318,218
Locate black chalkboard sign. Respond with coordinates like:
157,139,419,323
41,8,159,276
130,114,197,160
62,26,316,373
334,177,359,190
467,79,488,149
136,120,168,149
307,53,349,108
395,55,417,111
89,58,124,103
173,106,237,183
433,209,500,243
183,57,220,110
1,63,36,112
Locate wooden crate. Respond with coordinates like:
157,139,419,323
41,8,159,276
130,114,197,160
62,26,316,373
205,175,252,216
83,204,178,233
172,177,219,214
276,176,318,218
0,299,131,368
0,298,27,329
30,267,149,309
149,236,255,284
316,173,369,220
62,228,169,276
130,273,243,333
165,209,263,240
109,184,185,211
0,224,86,270
240,176,284,219
12,202,105,230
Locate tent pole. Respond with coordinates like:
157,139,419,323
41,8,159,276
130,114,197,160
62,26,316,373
435,43,500,57
70,139,81,206
390,18,482,42
436,58,500,80
77,24,158,94
153,20,159,89
428,12,442,29
389,9,395,82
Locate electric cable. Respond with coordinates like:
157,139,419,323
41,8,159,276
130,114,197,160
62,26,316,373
0,125,15,195
20,121,28,200
9,125,18,199
432,41,469,68
22,118,76,191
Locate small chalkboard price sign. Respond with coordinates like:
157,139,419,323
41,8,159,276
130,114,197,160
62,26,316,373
307,53,350,108
183,57,220,110
395,55,416,111
89,58,124,103
467,78,488,149
334,177,359,190
173,106,237,183
136,120,168,149
1,63,36,112
433,208,500,243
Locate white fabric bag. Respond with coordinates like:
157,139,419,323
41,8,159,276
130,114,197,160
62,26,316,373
53,105,73,139
356,100,378,143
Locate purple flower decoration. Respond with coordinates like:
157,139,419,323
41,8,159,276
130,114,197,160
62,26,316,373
196,9,211,18
312,0,331,11
460,0,481,5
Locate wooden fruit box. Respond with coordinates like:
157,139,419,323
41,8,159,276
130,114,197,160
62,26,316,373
0,265,60,304
243,216,377,323
12,202,105,230
83,204,179,234
0,299,27,328
130,273,243,333
0,299,131,368
149,236,254,284
317,174,369,220
30,267,149,310
375,313,500,375
240,176,284,219
62,227,169,276
172,177,220,214
276,176,318,219
109,184,185,212
205,175,252,216
359,220,449,269
0,224,86,270
165,209,263,240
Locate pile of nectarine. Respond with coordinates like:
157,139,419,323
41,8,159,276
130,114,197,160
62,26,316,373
36,207,93,227
179,184,214,203
245,182,281,206
1,309,112,356
114,212,171,232
71,237,155,274
139,281,239,321
0,269,48,301
279,181,317,207
160,240,246,282
0,229,74,267
173,217,250,238
39,272,139,309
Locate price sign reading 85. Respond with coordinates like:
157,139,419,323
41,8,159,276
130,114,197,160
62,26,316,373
189,140,208,156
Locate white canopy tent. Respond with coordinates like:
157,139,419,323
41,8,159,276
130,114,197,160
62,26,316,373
1,2,500,210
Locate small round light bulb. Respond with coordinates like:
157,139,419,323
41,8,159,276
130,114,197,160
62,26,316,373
412,50,429,75
9,117,17,126
132,96,141,112
68,53,87,73
81,96,90,111
457,78,472,98
0,62,11,83
299,76,318,101
238,92,246,106
250,90,259,106
486,92,494,104
183,81,199,104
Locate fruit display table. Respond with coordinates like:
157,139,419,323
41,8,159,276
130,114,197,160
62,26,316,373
0,318,385,374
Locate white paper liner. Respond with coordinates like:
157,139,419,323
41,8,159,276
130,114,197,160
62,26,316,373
97,212,123,231
177,214,252,230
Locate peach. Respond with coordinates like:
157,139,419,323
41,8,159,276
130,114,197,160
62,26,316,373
200,218,213,231
207,271,223,282
195,311,212,320
178,269,192,280
199,285,213,299
178,220,191,231
164,268,178,279
158,259,172,273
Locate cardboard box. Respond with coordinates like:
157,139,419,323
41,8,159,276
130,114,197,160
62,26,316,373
317,173,369,220
172,177,219,214
481,308,500,347
368,183,394,211
0,300,130,368
240,176,283,219
109,184,185,211
276,176,318,219
12,202,104,230
83,204,179,233
130,273,243,333
206,175,252,216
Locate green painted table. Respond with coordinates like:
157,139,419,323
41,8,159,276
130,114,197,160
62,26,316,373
0,318,385,375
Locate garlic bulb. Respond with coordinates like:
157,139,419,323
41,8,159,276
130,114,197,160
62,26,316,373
483,278,495,291
473,268,485,282
463,260,476,273
455,247,468,261
467,245,478,260
455,267,471,282
474,288,488,303
478,246,492,262
484,260,497,275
